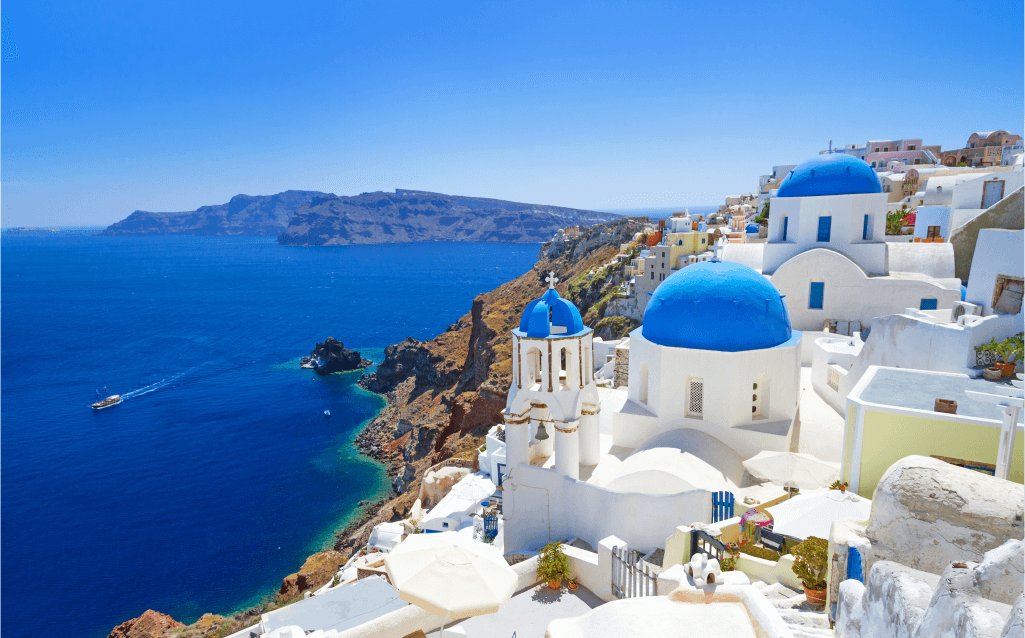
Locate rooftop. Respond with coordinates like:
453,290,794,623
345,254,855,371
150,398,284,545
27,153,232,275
427,584,604,638
854,366,1024,423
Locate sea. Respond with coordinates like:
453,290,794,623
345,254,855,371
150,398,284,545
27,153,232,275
0,231,542,638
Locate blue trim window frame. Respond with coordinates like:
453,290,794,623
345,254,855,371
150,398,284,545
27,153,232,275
782,216,789,241
496,462,506,485
817,216,832,242
920,298,938,310
862,214,870,240
809,281,825,309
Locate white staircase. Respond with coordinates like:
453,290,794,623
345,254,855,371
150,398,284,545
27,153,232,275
755,580,835,637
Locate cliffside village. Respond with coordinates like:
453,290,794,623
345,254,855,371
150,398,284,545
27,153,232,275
170,133,1024,638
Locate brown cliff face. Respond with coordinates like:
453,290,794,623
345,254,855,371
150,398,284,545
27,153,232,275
339,217,643,553
106,610,183,638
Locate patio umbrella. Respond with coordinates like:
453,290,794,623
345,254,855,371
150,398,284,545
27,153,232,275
765,490,872,540
384,531,517,637
742,451,840,490
740,508,773,527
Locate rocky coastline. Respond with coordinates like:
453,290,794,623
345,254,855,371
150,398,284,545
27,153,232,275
107,217,643,638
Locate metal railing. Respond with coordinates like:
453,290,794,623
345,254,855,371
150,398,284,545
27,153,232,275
611,546,658,599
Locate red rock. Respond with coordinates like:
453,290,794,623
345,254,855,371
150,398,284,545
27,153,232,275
107,610,183,638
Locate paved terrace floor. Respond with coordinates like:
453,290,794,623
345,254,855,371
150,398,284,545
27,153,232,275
427,584,604,638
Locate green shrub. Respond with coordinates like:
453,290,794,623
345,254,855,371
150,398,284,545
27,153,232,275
739,544,781,562
791,537,828,589
536,541,570,583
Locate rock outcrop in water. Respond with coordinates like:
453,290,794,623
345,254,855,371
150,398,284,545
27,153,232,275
106,610,182,638
301,337,373,375
100,190,327,236
277,189,618,245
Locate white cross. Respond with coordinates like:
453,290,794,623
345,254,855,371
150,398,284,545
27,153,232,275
546,271,559,289
712,238,725,262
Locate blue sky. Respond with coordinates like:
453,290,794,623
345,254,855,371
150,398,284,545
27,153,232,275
2,1,1022,226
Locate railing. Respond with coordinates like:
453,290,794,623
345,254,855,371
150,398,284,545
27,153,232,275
690,529,726,562
976,348,1001,367
611,546,658,599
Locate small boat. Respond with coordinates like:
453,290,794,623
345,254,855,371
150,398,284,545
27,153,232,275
324,410,331,417
91,387,122,410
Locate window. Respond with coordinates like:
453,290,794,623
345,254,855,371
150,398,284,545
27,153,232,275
920,298,937,310
862,214,870,240
638,363,649,404
909,145,916,150
992,275,1024,315
782,216,789,241
914,158,921,165
650,271,654,280
817,216,832,242
701,238,706,244
752,376,766,418
874,147,880,152
883,147,889,152
927,225,940,240
687,378,704,418
809,281,825,309
827,368,840,391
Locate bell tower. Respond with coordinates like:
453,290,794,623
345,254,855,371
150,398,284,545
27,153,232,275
502,273,601,481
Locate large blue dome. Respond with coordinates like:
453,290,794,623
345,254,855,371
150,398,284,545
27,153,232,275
516,287,587,338
776,154,882,198
641,261,794,351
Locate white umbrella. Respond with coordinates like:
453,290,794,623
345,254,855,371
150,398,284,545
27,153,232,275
742,451,840,490
765,490,872,540
384,531,517,636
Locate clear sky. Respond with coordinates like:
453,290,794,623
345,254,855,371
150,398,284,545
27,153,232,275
2,1,1022,226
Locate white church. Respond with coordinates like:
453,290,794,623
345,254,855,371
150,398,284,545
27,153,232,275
723,153,962,333
501,267,799,551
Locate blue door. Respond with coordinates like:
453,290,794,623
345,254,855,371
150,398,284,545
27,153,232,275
711,491,735,523
817,216,832,242
782,217,789,241
809,282,825,309
847,546,863,582
862,214,869,240
920,298,938,310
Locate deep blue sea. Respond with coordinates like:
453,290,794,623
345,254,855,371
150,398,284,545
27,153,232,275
1,232,540,638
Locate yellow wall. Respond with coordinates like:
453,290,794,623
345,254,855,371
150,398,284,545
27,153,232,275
664,232,710,263
842,404,858,485
857,409,1025,497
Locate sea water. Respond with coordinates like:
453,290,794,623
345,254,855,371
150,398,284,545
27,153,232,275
0,232,540,638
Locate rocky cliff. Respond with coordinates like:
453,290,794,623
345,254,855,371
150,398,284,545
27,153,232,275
100,190,327,236
277,189,618,245
107,216,643,638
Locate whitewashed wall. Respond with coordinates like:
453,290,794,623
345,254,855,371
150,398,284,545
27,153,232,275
965,229,1024,315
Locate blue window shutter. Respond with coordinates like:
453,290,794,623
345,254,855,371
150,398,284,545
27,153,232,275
920,298,937,310
782,217,788,241
809,282,825,309
863,214,869,240
817,216,832,242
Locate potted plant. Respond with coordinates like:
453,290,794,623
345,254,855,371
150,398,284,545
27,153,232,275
791,537,829,607
829,480,848,493
536,541,570,590
720,543,739,572
568,576,578,590
995,334,1024,377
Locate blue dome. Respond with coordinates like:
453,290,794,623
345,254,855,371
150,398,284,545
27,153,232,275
517,287,587,338
776,154,882,198
745,223,760,234
641,261,794,352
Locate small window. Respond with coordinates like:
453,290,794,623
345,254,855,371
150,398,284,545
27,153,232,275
687,379,704,418
781,216,789,241
809,281,825,309
927,225,940,239
862,214,870,240
920,298,938,310
817,216,832,242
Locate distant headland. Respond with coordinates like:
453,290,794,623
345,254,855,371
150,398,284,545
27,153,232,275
99,189,618,244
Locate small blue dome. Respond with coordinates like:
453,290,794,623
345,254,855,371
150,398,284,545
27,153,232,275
776,154,882,198
745,223,760,234
642,261,793,352
517,287,587,338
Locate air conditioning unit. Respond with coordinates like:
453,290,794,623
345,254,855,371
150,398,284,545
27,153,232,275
952,301,982,322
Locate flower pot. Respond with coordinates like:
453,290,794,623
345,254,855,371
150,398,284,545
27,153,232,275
568,582,578,590
1001,362,1017,378
549,580,561,590
984,367,1004,381
803,583,827,608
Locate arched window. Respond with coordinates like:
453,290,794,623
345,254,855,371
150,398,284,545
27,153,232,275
526,347,543,387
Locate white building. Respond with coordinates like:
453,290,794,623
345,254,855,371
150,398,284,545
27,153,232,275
723,154,962,335
501,264,794,553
